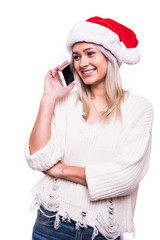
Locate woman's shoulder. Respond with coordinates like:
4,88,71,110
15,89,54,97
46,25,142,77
123,92,153,112
120,92,154,124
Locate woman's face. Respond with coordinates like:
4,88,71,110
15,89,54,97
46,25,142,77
72,42,108,86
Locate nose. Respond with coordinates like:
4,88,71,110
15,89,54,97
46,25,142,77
80,56,89,68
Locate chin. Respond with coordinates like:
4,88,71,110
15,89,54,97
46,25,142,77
81,78,96,85
83,78,104,86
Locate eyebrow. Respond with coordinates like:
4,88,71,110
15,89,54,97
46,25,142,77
72,47,96,54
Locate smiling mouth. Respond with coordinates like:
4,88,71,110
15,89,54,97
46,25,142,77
82,69,96,74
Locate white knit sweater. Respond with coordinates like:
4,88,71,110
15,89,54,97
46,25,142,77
26,91,153,240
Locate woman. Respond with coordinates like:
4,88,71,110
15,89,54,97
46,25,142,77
26,17,153,240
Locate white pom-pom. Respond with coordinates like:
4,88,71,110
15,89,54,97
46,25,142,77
123,47,141,64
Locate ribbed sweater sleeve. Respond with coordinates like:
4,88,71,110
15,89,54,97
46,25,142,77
25,119,63,171
25,96,68,172
86,98,154,201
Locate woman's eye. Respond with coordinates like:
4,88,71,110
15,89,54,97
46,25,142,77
87,52,95,56
73,55,80,60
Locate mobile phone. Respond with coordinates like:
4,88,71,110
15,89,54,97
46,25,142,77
62,64,74,86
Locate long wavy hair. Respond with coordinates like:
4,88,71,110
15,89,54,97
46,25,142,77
70,44,127,122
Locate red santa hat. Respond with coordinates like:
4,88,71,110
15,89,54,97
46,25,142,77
66,16,141,66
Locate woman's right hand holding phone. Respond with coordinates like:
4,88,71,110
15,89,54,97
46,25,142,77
43,61,75,104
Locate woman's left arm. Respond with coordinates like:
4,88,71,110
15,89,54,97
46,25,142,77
45,162,87,186
85,99,154,201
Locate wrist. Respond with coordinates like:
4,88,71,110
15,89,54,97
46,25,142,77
41,93,58,104
61,165,85,179
61,165,87,186
40,94,57,113
56,163,67,179
61,164,67,178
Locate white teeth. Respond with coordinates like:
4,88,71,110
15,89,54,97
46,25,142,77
83,70,95,74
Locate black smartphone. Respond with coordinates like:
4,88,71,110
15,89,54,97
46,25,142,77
62,64,74,86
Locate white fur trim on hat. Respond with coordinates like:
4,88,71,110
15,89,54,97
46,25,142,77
66,21,123,66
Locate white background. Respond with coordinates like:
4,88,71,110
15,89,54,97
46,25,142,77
0,0,159,239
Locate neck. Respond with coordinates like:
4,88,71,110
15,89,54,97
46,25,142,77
90,81,106,101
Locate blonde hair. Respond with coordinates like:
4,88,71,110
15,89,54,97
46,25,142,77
70,44,127,122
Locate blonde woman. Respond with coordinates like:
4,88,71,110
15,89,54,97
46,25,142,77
26,17,153,240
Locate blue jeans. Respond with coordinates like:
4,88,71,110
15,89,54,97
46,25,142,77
32,206,121,240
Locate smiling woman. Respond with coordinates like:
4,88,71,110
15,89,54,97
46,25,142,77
71,43,124,123
25,16,153,240
72,43,108,86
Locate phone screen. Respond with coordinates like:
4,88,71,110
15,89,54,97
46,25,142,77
62,64,74,86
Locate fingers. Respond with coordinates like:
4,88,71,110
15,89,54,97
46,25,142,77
51,60,68,78
59,60,68,69
66,81,75,92
51,67,58,78
51,71,56,78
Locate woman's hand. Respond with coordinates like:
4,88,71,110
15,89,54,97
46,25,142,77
43,61,75,103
